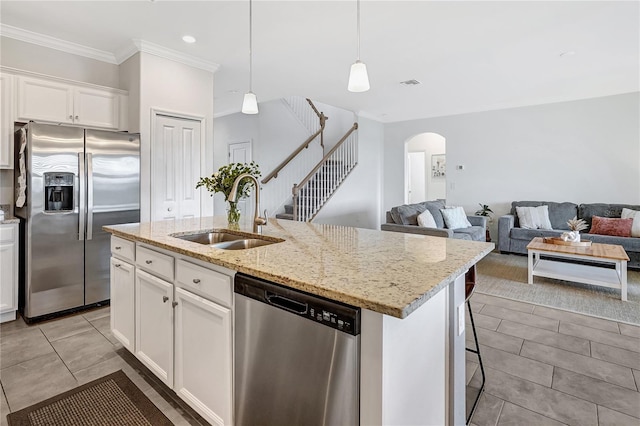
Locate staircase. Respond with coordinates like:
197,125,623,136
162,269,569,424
263,98,359,223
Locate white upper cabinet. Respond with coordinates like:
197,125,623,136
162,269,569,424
17,76,74,124
0,73,15,168
16,74,127,130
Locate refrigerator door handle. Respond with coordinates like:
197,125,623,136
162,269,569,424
78,152,85,240
87,152,94,240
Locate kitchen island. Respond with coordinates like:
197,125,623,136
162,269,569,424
105,216,493,425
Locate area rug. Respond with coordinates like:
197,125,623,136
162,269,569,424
7,370,172,426
476,252,640,325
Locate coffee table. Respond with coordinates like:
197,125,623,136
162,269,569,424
526,237,629,301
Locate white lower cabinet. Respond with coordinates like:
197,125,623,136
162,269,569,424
135,269,174,388
0,223,19,323
110,257,135,351
174,287,232,426
111,238,234,425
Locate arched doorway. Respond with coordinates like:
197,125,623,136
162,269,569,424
404,132,446,203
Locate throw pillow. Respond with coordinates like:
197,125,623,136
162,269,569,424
417,209,437,228
440,206,472,229
515,205,553,230
621,208,640,238
589,216,633,237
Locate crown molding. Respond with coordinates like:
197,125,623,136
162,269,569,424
0,24,118,64
1,25,220,73
129,39,220,73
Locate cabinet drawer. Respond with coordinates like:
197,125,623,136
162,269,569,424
136,245,174,282
111,236,134,262
176,260,232,307
0,225,15,243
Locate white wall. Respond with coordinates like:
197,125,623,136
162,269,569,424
138,52,215,221
314,117,384,229
213,99,311,218
406,133,446,202
384,92,640,236
0,36,120,88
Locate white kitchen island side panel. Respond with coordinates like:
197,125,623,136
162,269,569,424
361,282,449,426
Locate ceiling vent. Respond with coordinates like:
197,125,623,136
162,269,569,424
400,79,421,86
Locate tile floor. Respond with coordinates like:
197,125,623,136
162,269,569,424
466,293,640,426
0,306,206,426
1,296,638,426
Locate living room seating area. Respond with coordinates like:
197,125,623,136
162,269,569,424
381,200,487,242
498,201,640,268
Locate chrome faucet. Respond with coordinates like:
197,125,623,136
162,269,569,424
227,173,267,233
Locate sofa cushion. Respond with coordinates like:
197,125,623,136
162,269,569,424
441,207,471,229
510,227,564,241
588,216,633,237
579,203,640,231
417,209,437,228
582,234,640,253
515,205,552,230
453,226,485,242
621,208,640,238
511,201,577,230
390,200,447,227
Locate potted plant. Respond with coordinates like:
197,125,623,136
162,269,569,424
196,162,261,225
475,203,494,242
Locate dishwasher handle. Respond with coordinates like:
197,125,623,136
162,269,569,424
266,292,308,315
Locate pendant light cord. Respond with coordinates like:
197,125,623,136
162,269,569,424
356,0,361,61
249,0,253,92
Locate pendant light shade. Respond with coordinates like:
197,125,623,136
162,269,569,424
242,91,259,114
242,0,259,114
348,60,370,92
348,0,370,92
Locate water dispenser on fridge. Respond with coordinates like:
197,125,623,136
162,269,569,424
44,172,74,212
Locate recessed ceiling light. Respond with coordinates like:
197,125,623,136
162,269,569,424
559,51,576,57
400,79,421,86
182,35,196,44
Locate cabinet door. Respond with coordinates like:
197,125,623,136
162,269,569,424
0,225,17,322
135,269,174,387
0,73,14,169
74,87,119,129
110,257,135,351
174,287,232,426
17,76,74,124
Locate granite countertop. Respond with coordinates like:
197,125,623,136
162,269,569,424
0,204,19,224
104,217,494,319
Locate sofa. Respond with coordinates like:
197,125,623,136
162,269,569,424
498,201,640,268
381,200,487,241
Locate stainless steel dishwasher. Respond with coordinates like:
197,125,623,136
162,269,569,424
234,273,361,426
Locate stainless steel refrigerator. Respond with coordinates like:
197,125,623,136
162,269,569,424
14,122,140,321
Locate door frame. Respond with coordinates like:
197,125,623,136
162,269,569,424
150,108,206,220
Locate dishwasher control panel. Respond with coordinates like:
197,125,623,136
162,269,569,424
234,273,361,336
308,306,356,334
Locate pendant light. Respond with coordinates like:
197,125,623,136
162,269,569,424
242,0,259,114
348,0,370,92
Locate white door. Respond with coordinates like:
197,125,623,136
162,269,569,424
174,287,232,426
135,269,174,387
152,114,202,221
110,258,135,352
407,151,426,203
228,141,252,217
0,73,14,169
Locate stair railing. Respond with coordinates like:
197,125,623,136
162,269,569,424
293,122,358,222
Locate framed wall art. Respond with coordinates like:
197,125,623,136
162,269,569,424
431,154,446,178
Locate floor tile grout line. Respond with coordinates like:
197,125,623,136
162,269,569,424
479,366,638,424
518,341,638,391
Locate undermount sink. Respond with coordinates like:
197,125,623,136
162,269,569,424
171,231,283,250
173,231,245,245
